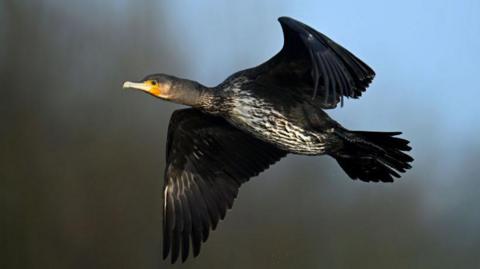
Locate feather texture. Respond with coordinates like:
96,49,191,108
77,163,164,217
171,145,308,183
162,109,286,263
247,16,375,108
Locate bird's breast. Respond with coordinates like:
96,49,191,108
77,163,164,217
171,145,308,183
225,89,327,155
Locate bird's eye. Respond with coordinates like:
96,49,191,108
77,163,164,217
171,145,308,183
151,80,157,85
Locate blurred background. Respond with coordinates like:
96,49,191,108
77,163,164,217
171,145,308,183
1,0,479,268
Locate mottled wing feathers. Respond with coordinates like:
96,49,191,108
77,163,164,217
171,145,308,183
249,17,375,108
163,109,286,263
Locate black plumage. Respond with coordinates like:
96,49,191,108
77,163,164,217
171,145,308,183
246,17,375,108
123,16,413,263
163,109,286,263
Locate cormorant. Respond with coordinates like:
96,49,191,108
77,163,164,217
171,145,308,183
123,17,413,263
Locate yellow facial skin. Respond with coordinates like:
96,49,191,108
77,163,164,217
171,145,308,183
123,80,171,98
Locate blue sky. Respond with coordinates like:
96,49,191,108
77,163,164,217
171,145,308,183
157,0,480,159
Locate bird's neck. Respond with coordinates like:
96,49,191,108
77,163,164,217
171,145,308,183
170,78,216,110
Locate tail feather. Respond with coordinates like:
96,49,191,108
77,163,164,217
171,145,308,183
332,130,413,182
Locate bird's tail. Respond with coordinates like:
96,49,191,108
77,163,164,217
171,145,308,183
330,130,413,182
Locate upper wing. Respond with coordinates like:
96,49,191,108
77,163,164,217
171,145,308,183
163,109,287,263
247,17,375,108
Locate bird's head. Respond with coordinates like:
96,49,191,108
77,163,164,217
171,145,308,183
123,73,175,100
123,73,208,108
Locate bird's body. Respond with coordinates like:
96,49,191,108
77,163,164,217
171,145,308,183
213,75,334,155
123,16,414,263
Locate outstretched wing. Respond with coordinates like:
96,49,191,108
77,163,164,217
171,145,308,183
163,109,287,263
247,17,375,108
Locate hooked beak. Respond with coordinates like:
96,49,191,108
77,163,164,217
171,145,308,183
123,81,150,92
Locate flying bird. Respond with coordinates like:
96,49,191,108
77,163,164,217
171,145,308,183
123,17,413,263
